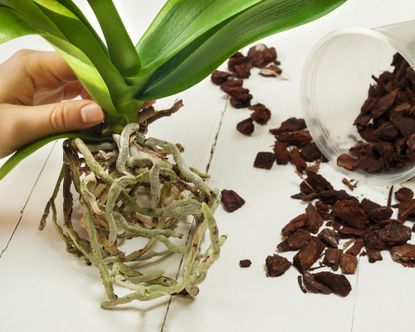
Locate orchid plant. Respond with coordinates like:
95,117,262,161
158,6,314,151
0,0,345,308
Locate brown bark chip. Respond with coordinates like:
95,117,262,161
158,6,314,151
395,187,414,203
236,118,255,136
281,214,308,237
228,52,252,79
332,199,369,230
301,273,332,295
323,248,342,271
274,142,290,165
337,154,359,171
254,152,276,170
277,229,311,252
239,259,252,268
390,244,415,267
211,70,232,85
265,254,291,277
270,118,306,135
305,203,324,234
346,239,365,256
247,44,277,68
300,143,322,162
318,228,339,248
367,250,383,263
398,199,415,221
288,148,306,173
293,237,325,273
313,272,352,297
220,190,245,213
275,130,313,148
249,103,272,125
340,253,358,274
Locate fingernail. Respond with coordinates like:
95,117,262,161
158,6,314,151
80,103,104,124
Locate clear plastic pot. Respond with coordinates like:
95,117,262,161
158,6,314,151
301,20,415,185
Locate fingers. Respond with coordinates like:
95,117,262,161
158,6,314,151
0,101,104,156
24,50,77,85
0,50,80,105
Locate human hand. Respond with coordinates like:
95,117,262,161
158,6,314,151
0,50,105,158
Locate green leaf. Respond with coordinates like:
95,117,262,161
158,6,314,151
32,0,131,103
0,0,65,37
0,133,102,181
136,0,262,71
0,5,37,41
137,0,346,99
87,0,140,77
56,0,108,52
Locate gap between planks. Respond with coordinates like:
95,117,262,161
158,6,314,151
160,100,229,332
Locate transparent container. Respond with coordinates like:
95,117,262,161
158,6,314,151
301,20,415,185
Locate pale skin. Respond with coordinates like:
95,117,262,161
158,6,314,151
0,49,105,158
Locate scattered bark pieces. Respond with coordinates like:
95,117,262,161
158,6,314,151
220,190,245,213
265,254,291,277
239,259,252,268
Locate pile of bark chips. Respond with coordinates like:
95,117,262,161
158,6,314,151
215,47,415,297
338,53,415,174
263,118,415,297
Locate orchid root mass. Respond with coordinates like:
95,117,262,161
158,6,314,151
40,103,225,308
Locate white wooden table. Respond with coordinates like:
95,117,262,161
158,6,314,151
1,1,415,331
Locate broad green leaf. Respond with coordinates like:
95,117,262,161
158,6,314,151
32,0,131,104
136,0,262,73
56,0,108,52
0,0,64,37
138,0,346,99
87,0,140,77
0,133,103,181
0,5,37,41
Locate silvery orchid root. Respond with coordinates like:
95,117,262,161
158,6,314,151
40,102,226,308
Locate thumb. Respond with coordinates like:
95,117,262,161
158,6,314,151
14,100,104,139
